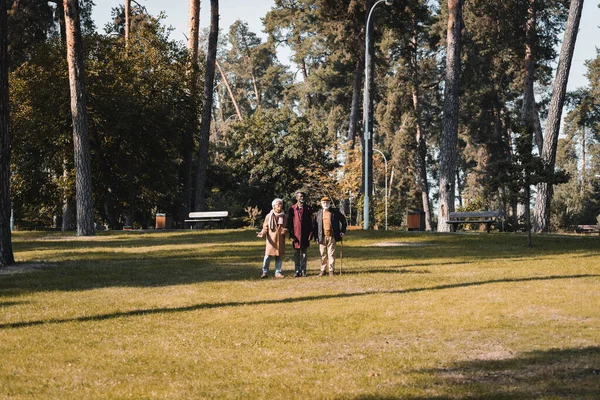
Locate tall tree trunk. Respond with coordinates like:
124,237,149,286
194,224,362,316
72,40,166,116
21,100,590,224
518,0,536,227
56,0,67,43
125,0,130,48
215,59,242,120
181,0,199,219
240,35,261,106
53,1,76,230
61,159,76,230
414,105,432,231
194,0,219,211
580,126,586,192
533,0,584,232
522,0,536,132
437,0,463,232
64,0,95,236
533,104,543,153
0,0,15,267
410,27,433,231
347,58,362,148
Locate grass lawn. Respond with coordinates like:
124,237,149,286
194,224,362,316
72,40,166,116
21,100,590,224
1,229,599,399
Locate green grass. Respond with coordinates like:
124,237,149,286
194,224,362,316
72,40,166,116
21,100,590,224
1,229,599,399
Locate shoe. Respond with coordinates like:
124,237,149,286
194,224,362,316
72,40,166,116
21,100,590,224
275,273,285,279
318,271,326,277
329,270,335,277
301,271,307,277
260,272,268,279
294,272,301,278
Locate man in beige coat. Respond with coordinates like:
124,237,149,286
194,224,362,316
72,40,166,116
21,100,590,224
257,198,288,278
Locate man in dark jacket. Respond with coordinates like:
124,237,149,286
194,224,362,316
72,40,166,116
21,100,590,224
287,191,313,277
313,196,347,276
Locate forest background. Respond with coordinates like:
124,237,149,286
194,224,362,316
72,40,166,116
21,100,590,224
5,0,600,233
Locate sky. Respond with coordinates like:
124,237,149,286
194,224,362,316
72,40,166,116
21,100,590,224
91,0,599,90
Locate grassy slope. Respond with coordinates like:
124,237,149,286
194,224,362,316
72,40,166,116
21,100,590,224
1,229,599,399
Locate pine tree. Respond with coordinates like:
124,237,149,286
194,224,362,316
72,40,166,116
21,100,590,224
1,0,15,267
533,0,584,232
64,0,94,236
437,0,462,232
194,0,219,211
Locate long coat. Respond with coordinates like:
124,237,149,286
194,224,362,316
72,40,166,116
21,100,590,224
260,211,288,256
313,207,347,243
287,204,314,249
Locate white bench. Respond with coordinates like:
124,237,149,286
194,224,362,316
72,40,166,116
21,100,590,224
447,211,502,233
576,224,600,235
184,211,228,229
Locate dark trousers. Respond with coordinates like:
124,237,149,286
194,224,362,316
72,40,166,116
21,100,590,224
293,247,308,274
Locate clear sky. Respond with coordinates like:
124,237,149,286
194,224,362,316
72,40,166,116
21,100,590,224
91,0,599,89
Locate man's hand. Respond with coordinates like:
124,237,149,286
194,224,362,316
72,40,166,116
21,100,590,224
256,231,264,238
340,233,345,238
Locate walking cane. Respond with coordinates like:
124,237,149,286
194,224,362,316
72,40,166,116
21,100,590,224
339,238,343,276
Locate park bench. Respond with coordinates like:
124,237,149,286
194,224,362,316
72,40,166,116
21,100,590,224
575,224,600,235
185,211,228,229
447,211,502,233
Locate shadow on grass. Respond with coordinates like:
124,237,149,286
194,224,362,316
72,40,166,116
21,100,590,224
3,230,599,294
1,274,597,330
338,267,432,276
363,346,600,399
0,301,30,307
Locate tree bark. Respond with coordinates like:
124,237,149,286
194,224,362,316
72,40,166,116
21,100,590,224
580,126,585,192
517,0,536,229
522,0,535,132
347,58,363,148
51,1,76,230
61,159,75,231
125,0,130,48
64,0,95,236
410,27,433,231
57,0,67,43
437,0,462,232
533,104,543,153
215,59,242,120
533,0,584,232
239,33,261,106
0,0,15,267
194,0,219,211
180,0,199,219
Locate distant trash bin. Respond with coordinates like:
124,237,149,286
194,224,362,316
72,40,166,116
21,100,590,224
155,213,169,229
407,210,425,231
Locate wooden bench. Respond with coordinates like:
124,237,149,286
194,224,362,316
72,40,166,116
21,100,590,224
447,211,502,233
576,224,600,235
185,211,228,229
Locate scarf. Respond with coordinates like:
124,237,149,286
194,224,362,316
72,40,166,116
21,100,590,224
268,210,285,230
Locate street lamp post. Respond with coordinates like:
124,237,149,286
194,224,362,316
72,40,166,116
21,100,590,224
373,148,388,230
363,0,393,230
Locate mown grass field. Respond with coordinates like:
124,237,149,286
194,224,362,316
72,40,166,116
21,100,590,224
1,229,599,399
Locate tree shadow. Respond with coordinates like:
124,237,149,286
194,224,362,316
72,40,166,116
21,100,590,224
2,274,597,330
3,230,598,294
401,346,600,399
0,301,30,307
338,267,432,276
